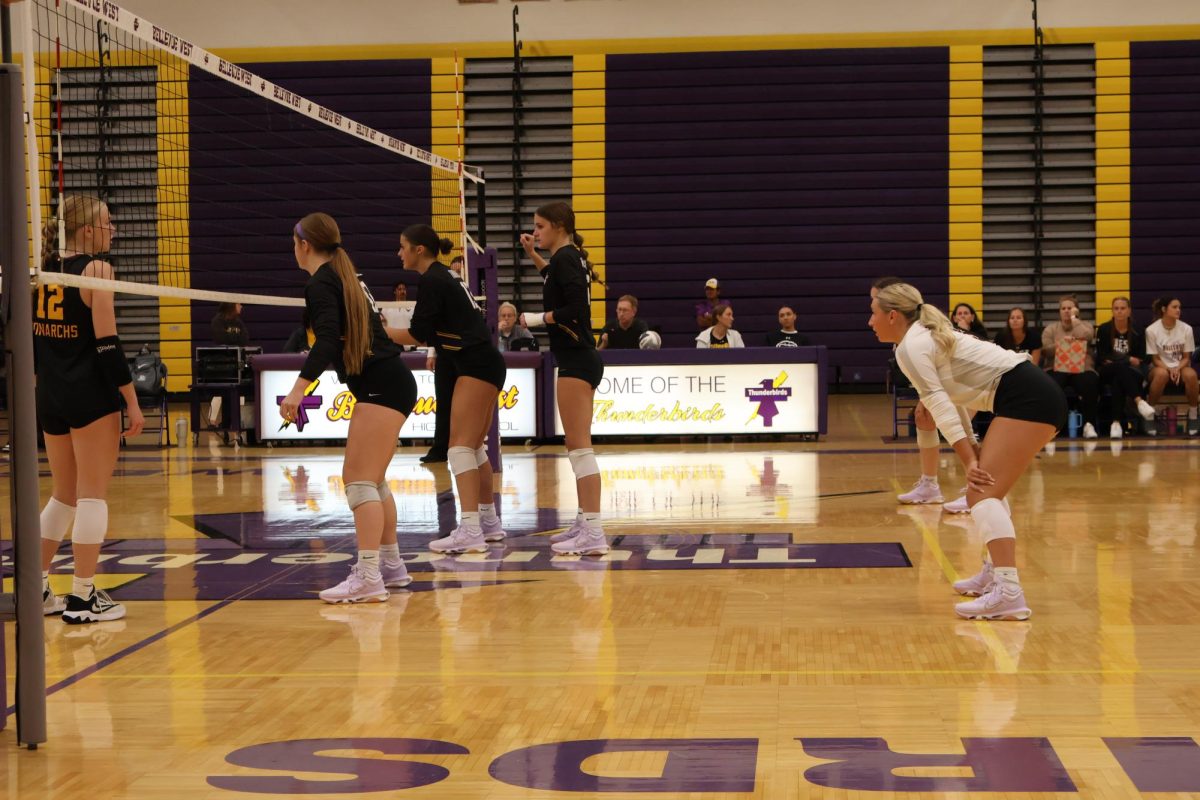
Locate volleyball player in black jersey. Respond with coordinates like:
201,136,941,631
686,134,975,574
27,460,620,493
281,213,418,603
387,225,507,554
35,195,143,624
519,201,609,556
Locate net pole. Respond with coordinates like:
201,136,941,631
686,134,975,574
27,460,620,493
1,63,48,750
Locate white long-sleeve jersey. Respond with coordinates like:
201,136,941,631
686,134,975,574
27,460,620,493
895,322,1028,445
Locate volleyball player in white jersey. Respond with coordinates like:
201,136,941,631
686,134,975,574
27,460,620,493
871,282,1066,620
873,277,974,513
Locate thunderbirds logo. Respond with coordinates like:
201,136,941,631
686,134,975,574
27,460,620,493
277,380,324,432
745,371,792,427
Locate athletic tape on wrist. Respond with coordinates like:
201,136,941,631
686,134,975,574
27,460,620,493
524,312,546,328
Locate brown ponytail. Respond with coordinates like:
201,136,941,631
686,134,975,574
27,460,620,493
295,212,371,376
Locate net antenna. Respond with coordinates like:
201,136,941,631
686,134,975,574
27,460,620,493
22,0,484,309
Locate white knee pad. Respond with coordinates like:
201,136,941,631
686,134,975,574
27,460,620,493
72,498,108,545
376,480,392,502
567,448,599,479
447,446,478,476
475,445,489,467
345,481,381,510
40,497,76,543
971,497,1015,544
916,427,940,450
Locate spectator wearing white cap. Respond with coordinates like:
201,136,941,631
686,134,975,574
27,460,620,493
695,278,729,329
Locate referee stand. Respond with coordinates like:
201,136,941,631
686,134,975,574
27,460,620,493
1,61,49,749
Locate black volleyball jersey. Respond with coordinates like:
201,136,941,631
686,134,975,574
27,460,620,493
33,253,105,389
300,263,402,382
540,246,595,351
409,262,493,353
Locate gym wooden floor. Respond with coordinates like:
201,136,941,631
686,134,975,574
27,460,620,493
3,394,1199,799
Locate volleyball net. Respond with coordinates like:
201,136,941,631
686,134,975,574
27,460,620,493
20,0,485,325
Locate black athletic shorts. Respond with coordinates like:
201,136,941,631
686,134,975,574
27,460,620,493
448,343,507,391
37,379,122,436
555,347,604,389
347,356,417,417
993,359,1069,431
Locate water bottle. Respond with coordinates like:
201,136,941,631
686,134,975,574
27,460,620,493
175,417,187,447
1067,411,1082,438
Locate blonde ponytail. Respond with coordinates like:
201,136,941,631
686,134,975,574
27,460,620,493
41,194,106,267
876,283,959,358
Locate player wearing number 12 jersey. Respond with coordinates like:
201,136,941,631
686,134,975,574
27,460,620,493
33,195,144,624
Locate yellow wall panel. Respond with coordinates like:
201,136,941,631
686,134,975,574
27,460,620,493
573,71,605,90
574,89,606,108
1097,254,1131,273
949,222,983,241
1095,41,1131,60
949,45,983,63
573,106,606,125
950,241,983,259
949,258,983,277
949,204,983,224
1097,183,1131,202
574,159,605,178
1096,112,1130,132
950,61,983,81
1096,238,1130,256
1097,166,1131,185
573,124,605,143
1096,77,1131,96
1096,273,1132,292
1096,201,1131,220
949,115,983,134
572,176,605,196
1096,130,1131,149
1096,93,1131,114
950,151,983,170
949,186,984,206
949,169,982,188
574,141,604,160
1097,219,1131,239
1096,148,1130,167
949,132,983,152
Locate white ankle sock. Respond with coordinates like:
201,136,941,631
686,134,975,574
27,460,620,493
993,566,1019,585
379,543,400,564
461,511,480,528
582,511,601,527
479,503,498,522
1190,406,1198,420
42,571,50,592
921,474,937,483
71,576,94,598
357,550,381,579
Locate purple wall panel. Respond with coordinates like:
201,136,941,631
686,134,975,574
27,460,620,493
1131,41,1200,321
188,59,431,351
605,49,949,372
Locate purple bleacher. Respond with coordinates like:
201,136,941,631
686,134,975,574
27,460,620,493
187,59,432,352
604,47,950,383
1131,41,1200,321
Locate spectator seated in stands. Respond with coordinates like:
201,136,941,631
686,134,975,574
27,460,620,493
600,294,649,349
283,309,313,353
381,280,419,351
1145,295,1199,436
1042,294,1100,439
952,302,989,340
211,302,249,346
1096,296,1156,438
695,304,744,349
497,301,536,352
765,305,810,347
993,307,1042,365
695,278,728,329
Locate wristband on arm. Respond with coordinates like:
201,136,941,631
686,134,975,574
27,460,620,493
95,335,132,388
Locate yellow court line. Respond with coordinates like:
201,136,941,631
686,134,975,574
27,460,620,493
55,667,1185,680
890,478,1018,675
847,406,872,438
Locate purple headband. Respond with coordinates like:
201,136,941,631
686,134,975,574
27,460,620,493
294,222,341,249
